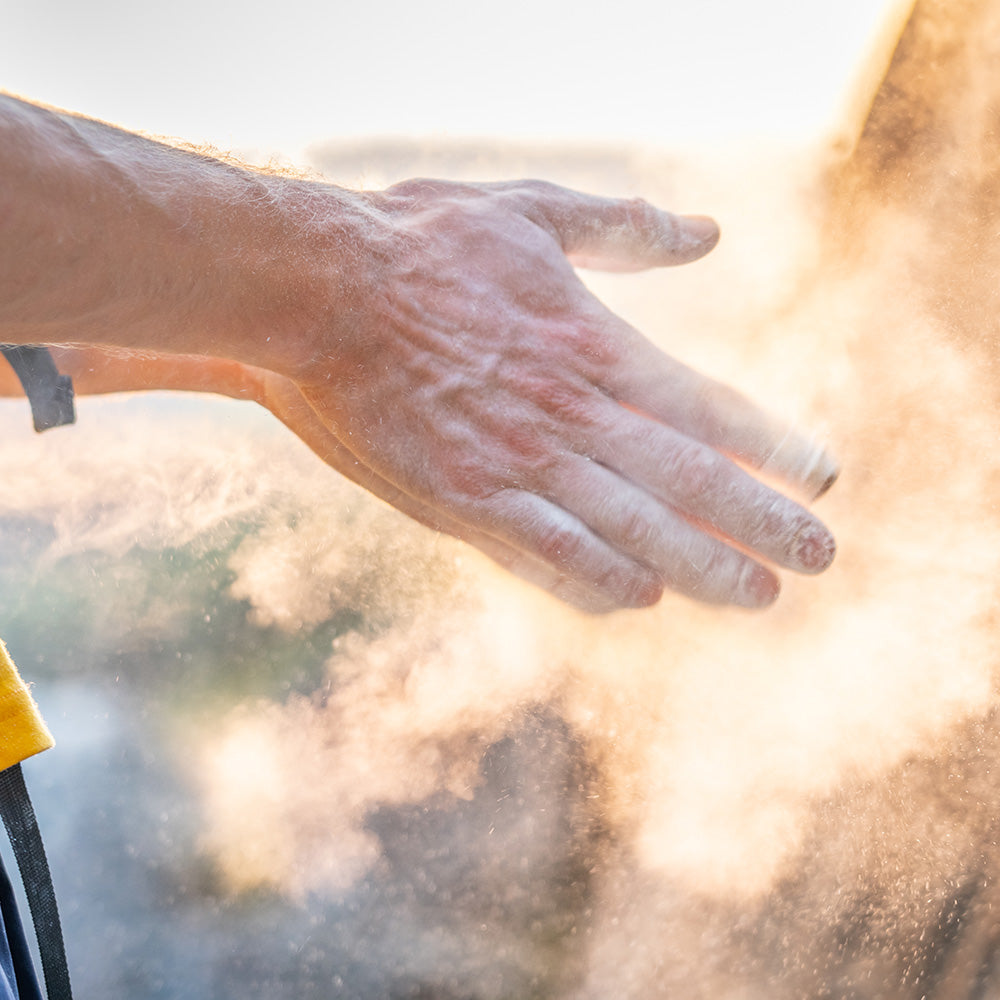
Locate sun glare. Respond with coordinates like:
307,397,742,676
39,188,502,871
2,0,896,159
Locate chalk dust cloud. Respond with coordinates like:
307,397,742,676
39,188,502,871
4,1,1000,996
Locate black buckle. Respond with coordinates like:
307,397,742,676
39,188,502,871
0,346,75,432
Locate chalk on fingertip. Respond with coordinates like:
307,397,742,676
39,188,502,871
760,433,840,502
678,214,721,248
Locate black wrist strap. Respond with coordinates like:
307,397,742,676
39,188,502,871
0,347,75,433
0,763,72,1000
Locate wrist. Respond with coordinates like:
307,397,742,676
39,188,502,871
209,174,389,380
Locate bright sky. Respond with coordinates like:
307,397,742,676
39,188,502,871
3,0,897,160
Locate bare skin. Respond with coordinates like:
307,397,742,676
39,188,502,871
0,95,837,612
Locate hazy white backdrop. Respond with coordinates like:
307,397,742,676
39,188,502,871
3,0,898,161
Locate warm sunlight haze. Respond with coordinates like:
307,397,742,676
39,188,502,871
3,0,895,157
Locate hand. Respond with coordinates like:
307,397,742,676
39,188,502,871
280,179,837,612
0,92,836,613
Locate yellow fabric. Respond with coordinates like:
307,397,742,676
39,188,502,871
0,639,53,771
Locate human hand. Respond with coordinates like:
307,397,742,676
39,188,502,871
277,179,837,612
0,101,835,612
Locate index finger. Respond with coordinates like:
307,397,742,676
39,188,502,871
599,322,840,501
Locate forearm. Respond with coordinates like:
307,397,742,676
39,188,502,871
0,95,372,375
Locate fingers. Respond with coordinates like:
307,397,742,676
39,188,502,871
283,359,835,611
298,176,836,613
267,376,624,613
469,430,828,614
548,454,781,607
504,181,837,500
466,533,626,614
508,181,720,272
685,377,840,503
463,420,831,613
475,489,665,610
583,401,835,575
599,326,839,501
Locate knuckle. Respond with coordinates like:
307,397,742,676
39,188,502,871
536,519,587,568
537,379,588,419
437,454,503,503
515,178,564,203
615,505,658,555
697,546,743,595
552,318,623,370
383,176,439,200
667,441,723,501
672,542,742,602
519,369,595,425
618,197,675,252
622,196,659,229
593,561,663,609
503,180,574,232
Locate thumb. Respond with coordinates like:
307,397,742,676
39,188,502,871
522,184,719,272
567,206,719,272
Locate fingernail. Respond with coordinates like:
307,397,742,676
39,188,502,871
793,527,837,574
681,214,721,249
631,573,665,608
740,564,780,608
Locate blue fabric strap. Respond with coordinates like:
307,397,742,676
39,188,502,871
0,764,71,1000
0,853,42,1000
